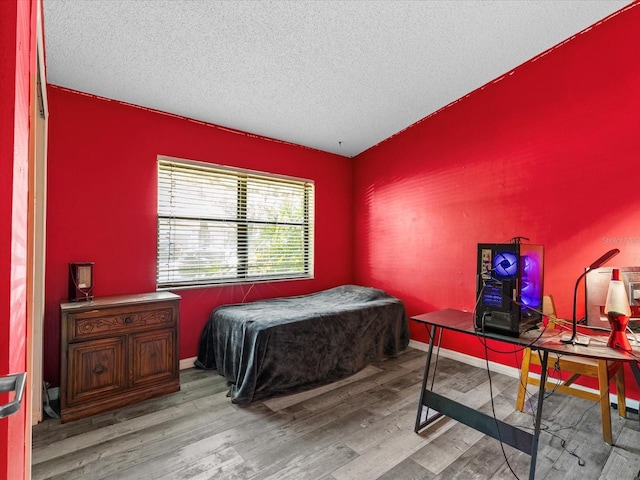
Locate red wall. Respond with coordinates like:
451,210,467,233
42,0,640,403
0,0,35,477
44,87,354,385
353,4,640,390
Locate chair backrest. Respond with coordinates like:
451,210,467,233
542,295,556,317
542,294,559,328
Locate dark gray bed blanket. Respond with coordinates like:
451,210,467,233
195,285,410,405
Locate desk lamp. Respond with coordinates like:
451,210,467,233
562,248,620,344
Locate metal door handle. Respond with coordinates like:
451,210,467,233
0,372,27,418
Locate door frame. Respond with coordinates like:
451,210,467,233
26,0,48,476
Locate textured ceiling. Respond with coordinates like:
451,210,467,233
42,0,631,157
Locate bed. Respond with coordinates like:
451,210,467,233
195,284,410,405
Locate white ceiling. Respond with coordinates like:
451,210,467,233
42,0,631,157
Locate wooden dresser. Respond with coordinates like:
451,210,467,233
60,292,180,423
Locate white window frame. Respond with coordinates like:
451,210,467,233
157,156,314,289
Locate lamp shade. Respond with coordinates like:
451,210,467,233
604,269,631,317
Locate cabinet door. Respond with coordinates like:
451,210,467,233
129,328,177,388
67,337,126,406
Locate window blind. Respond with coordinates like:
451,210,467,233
157,158,314,288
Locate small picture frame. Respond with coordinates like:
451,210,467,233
68,262,94,301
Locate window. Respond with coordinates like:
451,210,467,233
157,157,314,288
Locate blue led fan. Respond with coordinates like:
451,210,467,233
493,252,518,277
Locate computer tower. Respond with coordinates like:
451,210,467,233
475,243,544,336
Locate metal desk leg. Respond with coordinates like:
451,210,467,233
629,363,640,427
630,362,640,388
529,350,549,480
414,324,443,432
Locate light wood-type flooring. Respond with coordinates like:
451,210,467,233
32,348,640,479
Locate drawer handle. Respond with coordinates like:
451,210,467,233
93,364,104,375
124,317,133,324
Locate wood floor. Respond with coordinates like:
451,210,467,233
32,348,640,480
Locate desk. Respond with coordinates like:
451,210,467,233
411,309,639,480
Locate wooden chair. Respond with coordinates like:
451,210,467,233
515,295,626,444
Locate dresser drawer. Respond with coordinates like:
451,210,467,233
67,303,176,341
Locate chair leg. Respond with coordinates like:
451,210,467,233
597,360,613,444
516,348,532,412
614,364,626,418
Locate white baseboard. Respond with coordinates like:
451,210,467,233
408,339,520,378
180,356,197,370
408,339,639,412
